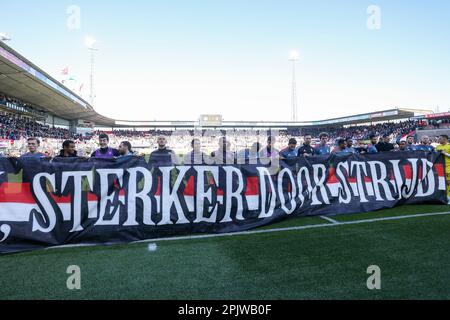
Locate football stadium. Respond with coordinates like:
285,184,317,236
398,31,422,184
1,1,450,305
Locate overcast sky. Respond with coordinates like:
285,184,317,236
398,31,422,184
2,0,450,122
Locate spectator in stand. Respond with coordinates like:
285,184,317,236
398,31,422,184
150,135,178,166
376,134,395,152
20,138,45,158
184,138,207,165
56,140,77,158
298,134,315,157
314,133,331,155
91,133,120,158
406,135,417,151
416,136,435,152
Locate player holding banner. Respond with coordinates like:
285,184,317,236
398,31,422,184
436,134,450,203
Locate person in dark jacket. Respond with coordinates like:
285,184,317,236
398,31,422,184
297,134,315,157
56,140,78,158
150,135,178,166
375,134,395,152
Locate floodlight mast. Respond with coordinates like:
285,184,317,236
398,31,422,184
85,36,98,106
289,50,299,122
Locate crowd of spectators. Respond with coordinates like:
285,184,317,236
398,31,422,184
299,120,419,141
418,119,450,130
2,91,450,158
0,93,47,117
0,115,428,157
0,114,80,140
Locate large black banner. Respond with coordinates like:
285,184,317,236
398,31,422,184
0,152,446,254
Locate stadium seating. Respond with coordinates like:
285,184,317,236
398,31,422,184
0,93,447,157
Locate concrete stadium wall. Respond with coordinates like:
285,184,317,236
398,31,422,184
45,114,70,128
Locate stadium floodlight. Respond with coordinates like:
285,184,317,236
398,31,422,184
289,50,300,122
0,33,11,42
289,50,300,61
84,36,97,49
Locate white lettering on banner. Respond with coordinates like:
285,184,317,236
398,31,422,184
278,168,297,214
257,167,277,219
389,159,404,199
222,166,245,222
95,169,125,226
390,159,426,199
0,224,11,243
402,159,419,199
311,164,329,205
194,166,219,223
159,166,190,225
296,166,313,207
350,162,370,203
416,159,435,197
124,167,154,226
32,173,58,233
368,161,395,201
61,171,93,232
335,162,352,204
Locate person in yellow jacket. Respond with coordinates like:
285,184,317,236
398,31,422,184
435,135,450,203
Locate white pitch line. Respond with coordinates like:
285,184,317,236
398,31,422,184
43,211,450,251
133,210,450,245
320,215,340,224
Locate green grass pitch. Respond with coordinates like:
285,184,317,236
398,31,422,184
1,205,450,300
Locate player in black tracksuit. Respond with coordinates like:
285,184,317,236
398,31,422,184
149,136,178,166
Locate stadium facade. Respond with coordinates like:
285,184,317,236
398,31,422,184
1,40,447,135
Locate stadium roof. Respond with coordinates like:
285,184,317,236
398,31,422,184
113,108,426,129
309,108,422,126
0,41,115,126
